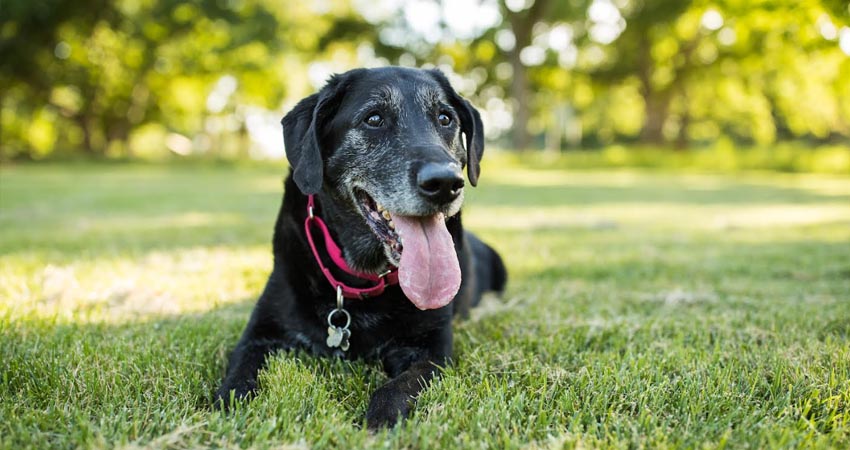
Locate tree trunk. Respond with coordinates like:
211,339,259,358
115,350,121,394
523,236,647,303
504,0,549,152
107,118,131,157
0,89,5,158
641,92,671,144
76,115,96,154
509,50,531,151
636,35,670,145
675,85,690,150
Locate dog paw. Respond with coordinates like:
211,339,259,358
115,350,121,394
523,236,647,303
365,386,415,429
213,385,253,411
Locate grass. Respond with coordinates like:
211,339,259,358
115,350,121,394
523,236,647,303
1,159,849,449
502,143,850,175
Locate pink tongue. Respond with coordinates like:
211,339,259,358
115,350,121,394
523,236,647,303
390,213,461,310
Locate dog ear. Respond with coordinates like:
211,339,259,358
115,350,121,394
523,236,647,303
281,75,349,194
457,99,485,186
429,70,486,186
282,94,322,194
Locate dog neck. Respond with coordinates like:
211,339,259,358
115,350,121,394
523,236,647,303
304,193,398,299
309,190,393,274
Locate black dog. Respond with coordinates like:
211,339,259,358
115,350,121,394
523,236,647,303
216,67,506,428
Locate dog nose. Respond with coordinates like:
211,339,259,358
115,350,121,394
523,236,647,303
417,163,464,204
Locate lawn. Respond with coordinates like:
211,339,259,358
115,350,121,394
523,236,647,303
1,160,849,449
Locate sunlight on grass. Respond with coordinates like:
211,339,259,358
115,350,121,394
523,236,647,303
1,246,269,324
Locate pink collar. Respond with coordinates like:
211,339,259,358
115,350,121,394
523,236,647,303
304,194,399,299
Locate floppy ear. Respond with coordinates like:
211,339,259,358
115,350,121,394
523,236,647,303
457,99,485,186
281,75,350,194
428,70,486,186
282,94,322,194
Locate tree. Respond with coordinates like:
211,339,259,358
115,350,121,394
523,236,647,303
0,0,114,157
1,0,374,159
497,0,592,150
501,0,551,150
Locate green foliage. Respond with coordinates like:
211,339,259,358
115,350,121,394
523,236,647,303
1,0,849,159
2,162,849,448
0,0,367,160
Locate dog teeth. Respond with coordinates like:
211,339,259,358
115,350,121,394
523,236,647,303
387,220,394,229
381,210,391,221
376,203,385,212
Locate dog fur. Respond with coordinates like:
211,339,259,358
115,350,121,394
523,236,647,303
215,67,506,428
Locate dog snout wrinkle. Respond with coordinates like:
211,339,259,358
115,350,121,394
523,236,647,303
417,162,464,204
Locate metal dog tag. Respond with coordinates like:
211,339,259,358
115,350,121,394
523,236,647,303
338,328,350,351
326,326,351,351
326,286,352,351
326,326,342,347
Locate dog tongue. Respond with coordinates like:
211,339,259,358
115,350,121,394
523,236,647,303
391,212,461,310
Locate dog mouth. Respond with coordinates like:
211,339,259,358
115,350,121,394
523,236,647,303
353,187,462,310
355,189,403,264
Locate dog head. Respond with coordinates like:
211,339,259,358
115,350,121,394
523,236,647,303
281,67,485,309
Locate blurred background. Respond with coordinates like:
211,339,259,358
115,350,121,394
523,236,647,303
1,0,849,170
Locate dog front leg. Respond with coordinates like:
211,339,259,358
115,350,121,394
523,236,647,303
366,359,445,429
215,336,289,410
366,325,452,429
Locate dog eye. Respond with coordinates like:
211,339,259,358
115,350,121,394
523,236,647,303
364,113,384,128
437,113,452,126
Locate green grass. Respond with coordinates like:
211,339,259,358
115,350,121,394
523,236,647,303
1,159,849,449
501,143,850,175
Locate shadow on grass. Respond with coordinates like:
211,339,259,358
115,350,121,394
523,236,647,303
3,300,252,445
0,164,285,255
0,296,392,448
2,300,251,403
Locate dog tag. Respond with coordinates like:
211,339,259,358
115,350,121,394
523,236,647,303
326,326,342,347
326,326,351,351
326,287,352,351
339,328,350,351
